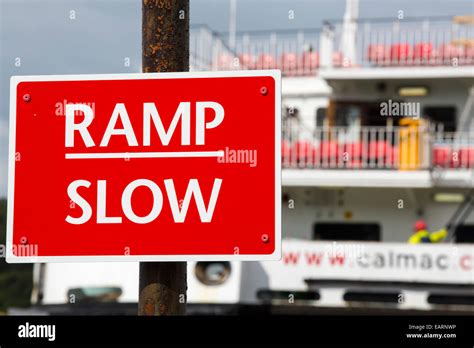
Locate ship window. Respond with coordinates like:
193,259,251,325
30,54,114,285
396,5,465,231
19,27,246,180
67,287,122,303
343,291,400,303
313,223,381,241
257,289,320,302
316,108,327,127
423,106,456,132
335,105,362,126
454,224,474,244
427,294,474,305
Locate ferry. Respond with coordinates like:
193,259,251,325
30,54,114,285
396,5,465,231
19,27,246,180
15,1,474,315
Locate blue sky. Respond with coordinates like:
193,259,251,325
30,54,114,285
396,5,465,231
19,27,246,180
0,0,473,197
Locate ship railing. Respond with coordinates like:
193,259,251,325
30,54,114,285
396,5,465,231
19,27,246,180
432,130,474,169
282,124,474,170
190,18,474,75
190,25,321,76
190,25,235,72
321,17,474,69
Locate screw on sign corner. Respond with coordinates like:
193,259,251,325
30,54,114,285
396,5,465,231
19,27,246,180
260,86,268,96
20,237,28,245
23,94,31,103
261,234,269,243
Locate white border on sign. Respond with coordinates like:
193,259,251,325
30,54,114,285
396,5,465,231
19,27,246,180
7,70,282,263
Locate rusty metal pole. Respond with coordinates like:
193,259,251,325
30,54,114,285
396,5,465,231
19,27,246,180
139,0,189,316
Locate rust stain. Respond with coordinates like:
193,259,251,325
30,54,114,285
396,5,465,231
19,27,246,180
142,0,189,73
158,303,167,315
143,298,155,316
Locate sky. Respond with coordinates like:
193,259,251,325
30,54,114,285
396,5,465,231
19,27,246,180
0,0,473,197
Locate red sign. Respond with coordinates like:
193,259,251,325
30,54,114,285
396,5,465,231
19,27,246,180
7,71,281,262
